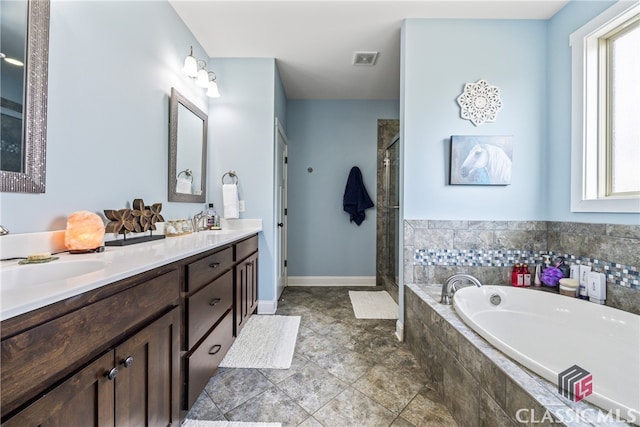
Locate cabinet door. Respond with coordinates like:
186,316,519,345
115,307,180,427
234,252,258,336
3,352,116,427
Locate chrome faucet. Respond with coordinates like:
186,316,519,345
440,273,483,305
0,225,9,236
192,211,212,232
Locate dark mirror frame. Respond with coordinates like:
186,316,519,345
0,0,50,193
168,87,207,203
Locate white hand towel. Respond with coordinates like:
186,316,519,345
176,178,192,194
223,184,240,219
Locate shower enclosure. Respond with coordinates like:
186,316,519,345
382,136,400,298
376,119,400,302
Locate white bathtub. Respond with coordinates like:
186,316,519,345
453,285,640,425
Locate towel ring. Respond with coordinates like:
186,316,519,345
222,170,239,185
178,169,193,182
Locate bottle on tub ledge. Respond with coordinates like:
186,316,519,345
522,264,532,287
512,263,523,287
533,264,542,287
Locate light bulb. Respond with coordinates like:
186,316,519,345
182,47,198,78
207,80,220,98
196,68,209,88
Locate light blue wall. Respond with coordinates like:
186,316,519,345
207,57,280,303
274,64,287,132
546,0,638,225
0,1,210,233
402,19,547,221
287,100,399,276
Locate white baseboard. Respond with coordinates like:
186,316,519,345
395,320,404,342
288,276,376,287
257,299,278,314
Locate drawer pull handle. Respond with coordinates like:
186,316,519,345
209,298,221,306
105,367,119,381
209,262,221,269
209,345,222,355
121,356,134,368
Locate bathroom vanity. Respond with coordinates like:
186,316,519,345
0,224,261,425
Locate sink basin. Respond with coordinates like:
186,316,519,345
1,259,107,290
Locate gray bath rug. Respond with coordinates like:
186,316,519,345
348,290,398,319
182,421,281,427
219,315,300,369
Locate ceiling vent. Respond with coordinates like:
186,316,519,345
352,51,379,66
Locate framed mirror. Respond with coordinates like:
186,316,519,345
168,87,207,203
0,0,50,193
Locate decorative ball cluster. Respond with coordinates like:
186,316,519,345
105,198,164,235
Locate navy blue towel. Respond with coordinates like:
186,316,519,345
343,166,374,226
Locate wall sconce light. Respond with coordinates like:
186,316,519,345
183,46,220,98
206,72,220,98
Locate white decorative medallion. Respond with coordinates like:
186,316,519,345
456,79,503,126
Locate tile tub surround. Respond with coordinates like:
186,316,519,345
404,220,640,315
404,283,635,427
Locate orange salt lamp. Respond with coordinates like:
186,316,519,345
64,211,105,252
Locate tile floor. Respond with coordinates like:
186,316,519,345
184,286,458,427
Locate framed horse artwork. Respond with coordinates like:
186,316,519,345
449,135,514,185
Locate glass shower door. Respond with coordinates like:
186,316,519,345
384,137,399,288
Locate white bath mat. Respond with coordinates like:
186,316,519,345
182,421,281,427
349,290,398,319
219,315,300,369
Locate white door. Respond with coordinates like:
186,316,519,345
275,118,288,299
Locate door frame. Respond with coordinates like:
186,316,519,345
274,117,288,300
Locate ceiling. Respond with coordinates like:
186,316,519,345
169,1,568,100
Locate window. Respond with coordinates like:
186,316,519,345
570,2,640,213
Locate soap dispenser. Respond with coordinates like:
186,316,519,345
587,272,606,304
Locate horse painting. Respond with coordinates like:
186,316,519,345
450,136,513,185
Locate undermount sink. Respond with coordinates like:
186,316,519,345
1,259,107,290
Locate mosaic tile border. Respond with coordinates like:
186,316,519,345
414,249,639,289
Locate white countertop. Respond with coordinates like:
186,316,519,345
0,222,262,322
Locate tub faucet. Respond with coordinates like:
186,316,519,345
440,274,483,305
0,225,8,236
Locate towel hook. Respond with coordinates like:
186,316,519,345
178,169,193,182
222,170,239,185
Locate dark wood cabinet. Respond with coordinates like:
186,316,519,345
1,269,181,426
234,236,259,336
181,234,259,409
114,307,180,427
1,232,260,423
235,252,258,335
2,351,115,427
182,245,235,409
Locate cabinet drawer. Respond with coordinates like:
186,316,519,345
185,310,234,409
1,269,180,417
186,247,233,292
236,235,258,262
186,269,233,349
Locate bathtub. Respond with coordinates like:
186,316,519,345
453,285,640,425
